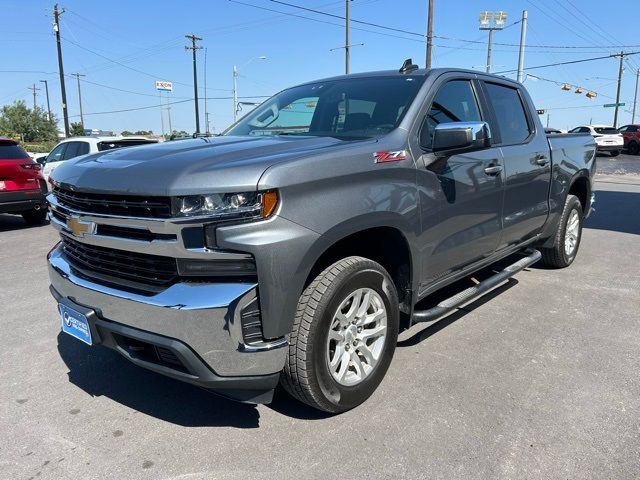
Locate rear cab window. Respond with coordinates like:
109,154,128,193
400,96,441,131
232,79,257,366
484,82,532,145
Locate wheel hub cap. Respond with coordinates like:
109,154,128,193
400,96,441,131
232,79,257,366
326,287,388,386
564,209,580,256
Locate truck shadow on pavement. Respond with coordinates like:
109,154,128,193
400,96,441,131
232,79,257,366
57,333,333,425
583,190,640,235
0,214,49,232
57,332,264,428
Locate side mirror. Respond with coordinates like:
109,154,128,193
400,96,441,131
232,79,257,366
36,156,47,165
431,121,492,155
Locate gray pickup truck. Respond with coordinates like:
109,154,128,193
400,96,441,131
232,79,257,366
47,62,596,413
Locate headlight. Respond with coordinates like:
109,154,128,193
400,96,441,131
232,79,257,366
173,191,278,219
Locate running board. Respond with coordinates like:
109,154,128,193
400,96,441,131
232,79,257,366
411,249,542,324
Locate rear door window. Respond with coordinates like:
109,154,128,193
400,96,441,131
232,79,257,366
484,83,532,145
62,142,82,160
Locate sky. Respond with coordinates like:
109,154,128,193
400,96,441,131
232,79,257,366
2,0,640,135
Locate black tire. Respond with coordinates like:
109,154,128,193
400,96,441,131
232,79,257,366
21,209,47,225
540,194,583,268
628,142,640,155
610,150,620,157
280,256,399,413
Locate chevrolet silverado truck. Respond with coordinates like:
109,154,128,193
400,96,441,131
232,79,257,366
47,62,596,413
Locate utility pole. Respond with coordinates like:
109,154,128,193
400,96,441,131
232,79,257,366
516,10,528,83
232,65,239,123
486,30,494,73
613,51,624,128
159,91,165,138
28,84,40,111
632,69,639,124
167,104,173,136
40,80,51,121
204,48,210,135
425,0,434,68
72,73,86,127
546,113,550,128
53,4,70,137
185,34,202,135
345,0,351,74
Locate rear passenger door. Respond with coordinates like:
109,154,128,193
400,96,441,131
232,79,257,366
481,81,551,250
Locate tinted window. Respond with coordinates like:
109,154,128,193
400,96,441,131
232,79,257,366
0,143,29,159
485,83,531,145
47,143,67,163
225,76,425,139
62,141,86,160
594,127,618,134
97,139,157,151
421,80,482,148
618,126,630,132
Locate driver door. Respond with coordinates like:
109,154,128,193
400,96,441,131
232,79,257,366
414,77,505,289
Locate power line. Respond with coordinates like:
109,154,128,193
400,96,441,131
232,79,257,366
495,51,640,74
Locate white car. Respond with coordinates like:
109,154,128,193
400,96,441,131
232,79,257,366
41,136,158,182
568,124,623,156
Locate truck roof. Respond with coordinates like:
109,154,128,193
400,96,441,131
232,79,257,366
297,67,516,87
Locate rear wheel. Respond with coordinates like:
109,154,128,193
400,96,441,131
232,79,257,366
22,209,47,225
610,150,620,157
280,256,399,413
627,142,639,155
540,194,583,268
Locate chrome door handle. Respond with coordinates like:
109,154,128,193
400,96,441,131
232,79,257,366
534,154,549,166
484,165,503,175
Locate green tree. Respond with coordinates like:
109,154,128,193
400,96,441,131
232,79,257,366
0,100,58,142
70,122,85,137
133,130,153,136
120,130,133,136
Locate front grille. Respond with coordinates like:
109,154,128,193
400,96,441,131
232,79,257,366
61,236,178,286
53,186,172,218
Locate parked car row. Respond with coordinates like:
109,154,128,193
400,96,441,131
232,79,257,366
1,135,159,227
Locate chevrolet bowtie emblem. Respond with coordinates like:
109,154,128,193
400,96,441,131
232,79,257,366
66,216,96,238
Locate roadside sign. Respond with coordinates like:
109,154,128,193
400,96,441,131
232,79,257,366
603,103,625,108
155,81,173,92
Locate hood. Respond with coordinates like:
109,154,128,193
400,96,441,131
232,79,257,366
50,135,374,196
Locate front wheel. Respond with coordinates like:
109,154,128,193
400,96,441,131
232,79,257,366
540,194,583,268
627,142,639,155
280,256,399,413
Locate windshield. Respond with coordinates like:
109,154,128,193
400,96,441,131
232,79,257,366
225,76,425,139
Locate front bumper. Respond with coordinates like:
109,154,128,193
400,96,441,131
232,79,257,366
48,245,288,401
0,189,46,214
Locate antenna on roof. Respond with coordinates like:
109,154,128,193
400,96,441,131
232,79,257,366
399,58,419,73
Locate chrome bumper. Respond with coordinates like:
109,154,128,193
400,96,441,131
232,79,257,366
48,245,287,378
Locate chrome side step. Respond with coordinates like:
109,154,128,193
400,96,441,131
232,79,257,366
411,249,542,325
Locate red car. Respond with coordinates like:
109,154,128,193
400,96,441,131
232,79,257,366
618,124,640,155
0,137,48,224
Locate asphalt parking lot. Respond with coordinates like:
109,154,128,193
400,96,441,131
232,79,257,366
1,154,639,480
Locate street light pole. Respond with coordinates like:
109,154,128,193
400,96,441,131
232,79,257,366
40,80,51,122
232,56,267,123
479,11,507,74
28,84,40,111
